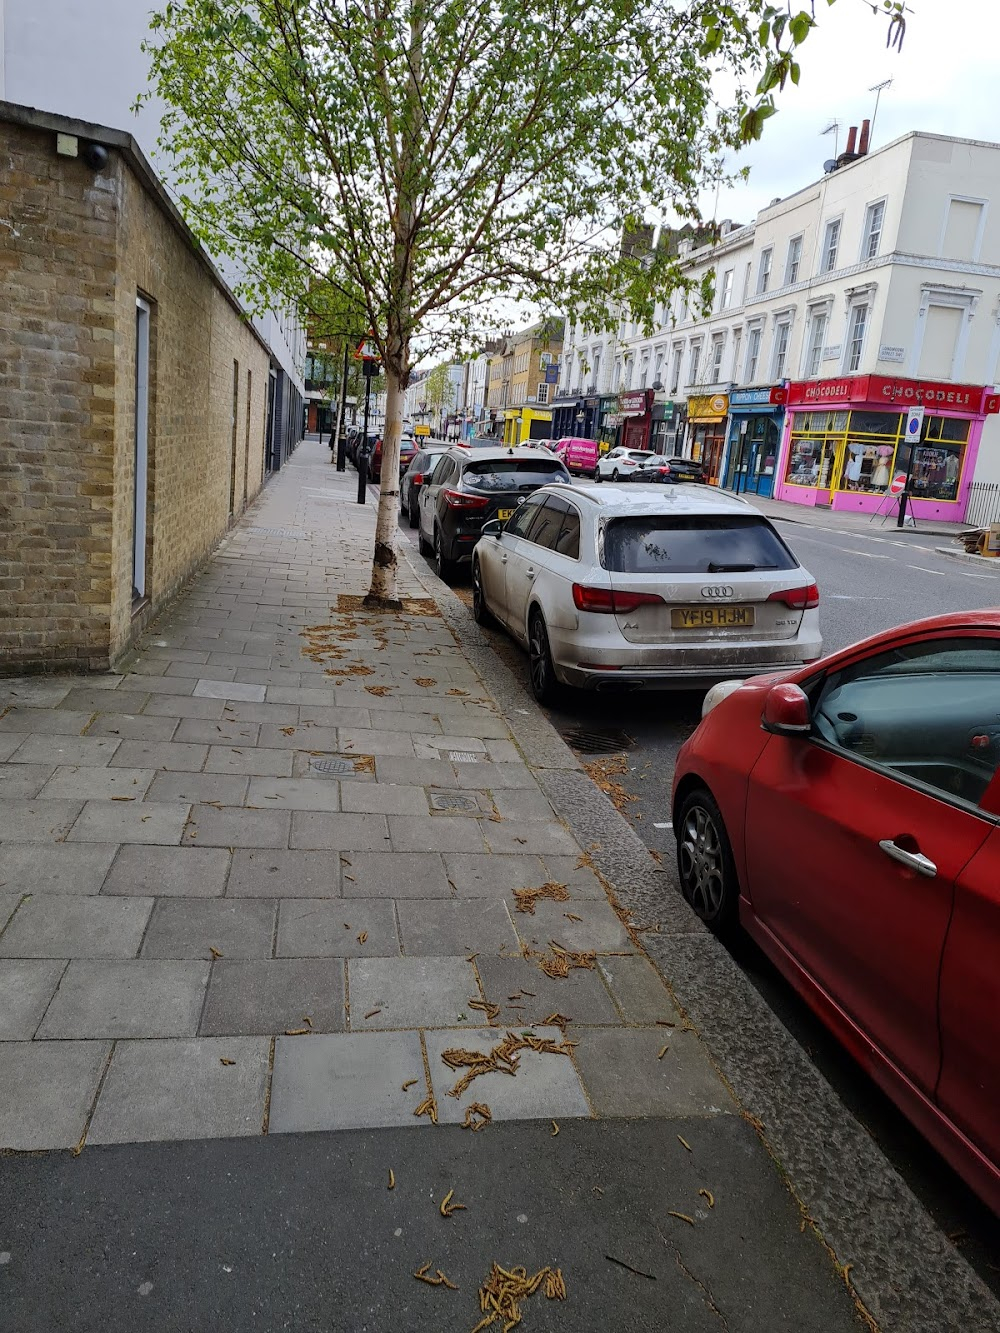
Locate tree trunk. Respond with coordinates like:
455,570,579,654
365,359,405,607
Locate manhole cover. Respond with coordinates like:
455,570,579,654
310,757,355,776
560,728,634,755
430,792,479,812
448,750,480,763
246,527,304,538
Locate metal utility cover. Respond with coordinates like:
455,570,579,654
448,751,480,763
429,792,479,813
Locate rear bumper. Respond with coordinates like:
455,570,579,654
550,633,823,690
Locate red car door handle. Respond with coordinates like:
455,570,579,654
878,839,938,878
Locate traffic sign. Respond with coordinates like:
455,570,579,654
354,335,379,362
904,406,925,438
889,472,907,495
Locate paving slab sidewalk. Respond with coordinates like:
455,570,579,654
0,439,988,1333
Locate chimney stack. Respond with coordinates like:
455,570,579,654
858,119,871,156
845,125,858,156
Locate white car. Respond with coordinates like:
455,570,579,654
595,446,654,481
471,484,823,702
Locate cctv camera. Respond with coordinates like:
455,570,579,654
81,142,110,171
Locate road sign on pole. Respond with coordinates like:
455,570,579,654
889,472,907,496
904,406,925,439
354,334,380,362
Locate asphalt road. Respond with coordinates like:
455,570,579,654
393,478,1000,1297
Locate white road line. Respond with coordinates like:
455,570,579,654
653,821,673,829
908,564,947,577
843,548,892,559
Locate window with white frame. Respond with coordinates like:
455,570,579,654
744,326,762,381
669,344,683,394
785,235,803,285
742,261,752,304
821,218,841,273
771,320,791,380
710,333,725,380
653,347,665,386
861,200,885,260
803,309,828,377
625,356,634,388
591,350,601,390
612,359,621,390
640,352,650,386
731,328,742,382
757,248,773,295
687,339,702,385
536,382,549,404
845,303,869,372
720,269,734,310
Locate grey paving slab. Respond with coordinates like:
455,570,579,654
59,687,153,715
3,799,83,842
0,895,152,959
396,898,520,957
0,842,117,896
143,646,210,664
246,776,341,812
38,765,155,801
476,956,621,1025
539,856,610,898
269,1030,426,1133
0,762,55,798
147,771,250,805
387,814,486,853
109,740,209,772
442,852,546,896
340,851,450,898
347,955,477,1029
0,893,20,932
174,718,261,745
102,845,232,897
299,706,383,730
258,723,341,750
598,955,685,1024
338,729,416,757
227,849,340,898
511,895,634,955
264,686,341,706
208,651,272,670
143,695,227,720
7,734,120,766
88,1037,270,1144
217,701,299,725
120,673,198,695
0,734,24,761
170,662,235,681
0,1040,110,1149
141,899,276,958
0,678,73,709
194,679,267,703
573,1027,734,1118
200,958,345,1035
206,745,293,776
69,800,190,845
37,960,209,1038
451,761,537,790
362,710,442,735
414,736,487,760
289,812,391,851
0,708,96,735
276,899,399,957
425,1025,591,1124
183,804,290,848
372,756,459,787
483,819,579,856
484,739,523,763
85,713,180,740
491,787,560,821
340,783,427,815
0,959,66,1038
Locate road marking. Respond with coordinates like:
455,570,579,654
908,564,946,577
843,548,892,559
653,821,673,829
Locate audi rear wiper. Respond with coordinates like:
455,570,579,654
707,561,757,572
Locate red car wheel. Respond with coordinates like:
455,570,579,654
675,789,739,935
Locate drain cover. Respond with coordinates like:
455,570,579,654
448,750,480,763
560,728,634,755
310,757,354,776
430,792,479,812
246,527,304,538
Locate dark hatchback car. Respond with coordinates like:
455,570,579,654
400,445,449,526
417,446,570,582
630,455,705,484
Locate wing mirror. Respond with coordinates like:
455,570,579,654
761,682,811,736
481,519,503,538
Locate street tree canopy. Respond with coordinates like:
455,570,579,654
145,0,907,604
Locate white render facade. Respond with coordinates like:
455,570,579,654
561,131,1000,520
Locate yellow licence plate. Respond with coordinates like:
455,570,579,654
497,508,514,520
671,606,755,630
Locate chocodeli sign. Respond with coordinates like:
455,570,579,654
787,375,1000,415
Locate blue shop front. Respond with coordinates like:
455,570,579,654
723,385,787,497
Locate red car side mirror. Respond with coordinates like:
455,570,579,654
761,682,811,736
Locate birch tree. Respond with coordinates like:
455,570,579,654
145,0,907,606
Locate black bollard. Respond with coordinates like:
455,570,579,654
357,447,368,504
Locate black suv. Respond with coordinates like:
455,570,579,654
417,446,570,582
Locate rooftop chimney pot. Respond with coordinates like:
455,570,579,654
858,119,871,156
845,125,858,156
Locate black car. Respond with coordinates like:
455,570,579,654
400,446,449,527
629,455,705,484
417,446,571,582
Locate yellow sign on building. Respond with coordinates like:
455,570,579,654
688,393,729,422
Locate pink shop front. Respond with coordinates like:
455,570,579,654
774,375,1000,522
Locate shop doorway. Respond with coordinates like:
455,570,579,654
728,416,779,497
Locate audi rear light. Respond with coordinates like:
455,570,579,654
767,583,819,610
443,488,489,510
572,584,664,614
412,473,424,485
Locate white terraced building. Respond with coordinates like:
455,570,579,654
561,130,1000,525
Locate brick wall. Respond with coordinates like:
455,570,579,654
0,114,271,674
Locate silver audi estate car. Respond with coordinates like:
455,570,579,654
471,484,822,702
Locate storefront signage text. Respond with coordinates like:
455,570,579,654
787,376,998,414
688,393,730,421
731,386,787,407
618,390,650,416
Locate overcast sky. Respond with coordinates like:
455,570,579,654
705,0,999,225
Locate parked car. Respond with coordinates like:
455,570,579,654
400,445,450,526
629,455,705,485
418,446,570,583
471,483,821,702
671,611,1000,1215
396,433,419,479
553,437,600,476
595,446,654,481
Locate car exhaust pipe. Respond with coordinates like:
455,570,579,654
595,678,644,692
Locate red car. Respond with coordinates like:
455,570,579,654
671,611,1000,1215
